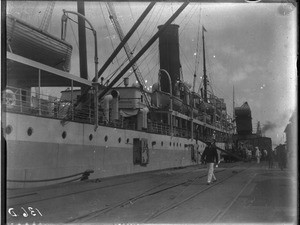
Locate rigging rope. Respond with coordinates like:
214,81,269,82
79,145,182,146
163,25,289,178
99,2,120,67
114,4,164,89
105,57,129,84
194,6,202,76
175,4,201,82
135,5,165,82
128,2,144,53
131,3,161,53
179,45,194,75
66,16,93,31
69,19,79,50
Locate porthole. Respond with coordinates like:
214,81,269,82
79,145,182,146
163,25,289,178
5,125,12,135
89,134,93,141
62,131,67,139
27,127,33,136
104,135,108,142
170,142,171,146
161,141,163,146
126,138,130,144
173,142,175,147
177,143,178,147
118,137,121,143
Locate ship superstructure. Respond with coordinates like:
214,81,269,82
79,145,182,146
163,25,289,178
3,3,234,188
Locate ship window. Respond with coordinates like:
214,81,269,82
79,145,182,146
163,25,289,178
27,127,33,136
170,142,171,146
126,138,130,144
118,137,121,143
177,143,178,147
104,135,108,142
173,142,175,147
89,134,93,141
161,141,163,146
62,131,66,139
5,125,12,135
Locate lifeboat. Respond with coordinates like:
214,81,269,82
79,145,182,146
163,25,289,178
151,90,183,111
7,15,72,72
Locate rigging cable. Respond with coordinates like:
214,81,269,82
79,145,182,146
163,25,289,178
179,45,194,75
120,42,160,87
99,2,120,67
65,16,93,31
115,45,160,88
194,6,202,78
131,3,162,52
68,19,79,50
104,56,130,84
128,2,144,52
125,4,164,87
136,4,165,80
128,2,154,77
176,4,201,81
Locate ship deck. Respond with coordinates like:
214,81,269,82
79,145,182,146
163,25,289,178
6,161,296,224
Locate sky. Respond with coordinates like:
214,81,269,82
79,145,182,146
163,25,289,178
6,1,297,147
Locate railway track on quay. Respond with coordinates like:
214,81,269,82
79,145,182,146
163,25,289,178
7,162,256,224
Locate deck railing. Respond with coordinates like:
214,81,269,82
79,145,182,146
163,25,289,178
2,86,232,140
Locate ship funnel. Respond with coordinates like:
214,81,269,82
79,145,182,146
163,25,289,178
235,102,253,135
158,24,180,94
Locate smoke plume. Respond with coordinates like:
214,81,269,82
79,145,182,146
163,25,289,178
262,121,277,134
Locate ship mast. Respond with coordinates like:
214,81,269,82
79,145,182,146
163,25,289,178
202,26,208,103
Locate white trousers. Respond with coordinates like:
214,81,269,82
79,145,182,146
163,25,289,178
207,163,216,183
257,157,260,164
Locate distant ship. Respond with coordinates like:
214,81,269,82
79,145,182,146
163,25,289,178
4,2,234,188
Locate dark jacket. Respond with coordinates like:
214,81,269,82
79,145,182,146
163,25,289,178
201,144,219,163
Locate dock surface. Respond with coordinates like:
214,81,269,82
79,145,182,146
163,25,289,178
6,161,297,224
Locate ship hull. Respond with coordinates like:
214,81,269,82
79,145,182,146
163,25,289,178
5,112,220,188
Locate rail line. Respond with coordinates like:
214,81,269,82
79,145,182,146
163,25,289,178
8,164,207,205
142,163,254,223
207,172,257,224
65,163,243,223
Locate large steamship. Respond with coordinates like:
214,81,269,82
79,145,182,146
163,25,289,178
3,2,234,188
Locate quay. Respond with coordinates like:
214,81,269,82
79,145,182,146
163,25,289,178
6,161,297,224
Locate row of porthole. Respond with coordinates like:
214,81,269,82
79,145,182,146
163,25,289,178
5,125,188,147
5,125,129,143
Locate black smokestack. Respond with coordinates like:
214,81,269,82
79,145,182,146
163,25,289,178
234,102,252,135
262,121,277,134
158,24,181,94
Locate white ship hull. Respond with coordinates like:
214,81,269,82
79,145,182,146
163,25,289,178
5,112,227,188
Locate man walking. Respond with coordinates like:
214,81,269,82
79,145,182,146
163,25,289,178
255,147,261,164
201,138,219,185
